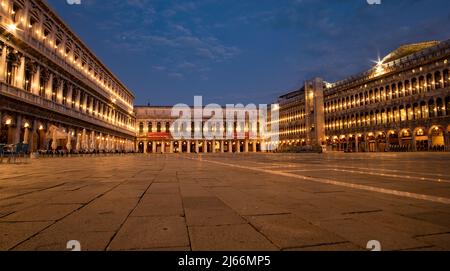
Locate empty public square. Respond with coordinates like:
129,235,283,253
1,152,449,251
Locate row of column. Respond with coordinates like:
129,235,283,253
329,131,450,152
0,112,136,153
140,140,264,154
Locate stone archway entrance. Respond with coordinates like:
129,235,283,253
430,126,445,151
367,133,376,152
414,128,428,151
138,141,144,153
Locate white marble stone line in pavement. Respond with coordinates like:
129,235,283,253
323,164,450,177
283,168,450,184
186,158,450,205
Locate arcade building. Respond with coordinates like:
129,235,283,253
0,0,136,154
276,40,450,152
134,106,271,154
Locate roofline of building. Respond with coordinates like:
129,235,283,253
326,39,450,90
41,0,135,98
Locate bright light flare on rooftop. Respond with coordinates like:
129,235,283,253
7,23,17,32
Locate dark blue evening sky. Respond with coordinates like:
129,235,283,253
46,0,450,105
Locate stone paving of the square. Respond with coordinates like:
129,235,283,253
1,153,450,251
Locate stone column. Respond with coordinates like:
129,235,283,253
45,73,53,100
212,140,216,153
91,131,96,151
143,140,148,154
443,131,449,151
23,126,29,144
161,142,165,153
187,141,191,153
220,140,224,153
203,141,208,153
244,140,249,153
66,131,72,153
13,115,22,144
29,119,38,152
355,136,359,153
0,45,7,82
152,141,156,153
261,140,266,153
169,141,174,153
195,140,199,153
252,141,257,152
236,141,241,153
228,141,233,153
385,135,390,152
31,65,40,95
15,56,25,89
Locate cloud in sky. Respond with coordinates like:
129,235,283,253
48,0,450,105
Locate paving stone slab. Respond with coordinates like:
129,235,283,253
108,216,189,250
188,224,278,251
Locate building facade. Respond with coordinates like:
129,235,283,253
0,0,136,153
277,40,450,152
135,106,271,153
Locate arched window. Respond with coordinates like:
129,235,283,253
404,80,411,96
62,83,68,106
24,60,32,92
398,82,404,97
139,122,144,134
411,78,417,95
387,108,392,123
436,98,444,117
385,85,391,100
435,71,442,89
148,122,153,133
444,70,449,88
413,103,420,120
52,77,58,102
428,100,435,118
165,122,170,133
418,76,425,93
391,84,397,99
421,101,428,119
399,105,406,122
393,107,399,123
71,89,77,108
381,109,386,124
446,96,450,116
406,104,413,121
157,122,161,132
426,74,433,91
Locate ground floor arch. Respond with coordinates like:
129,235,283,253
326,124,449,152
